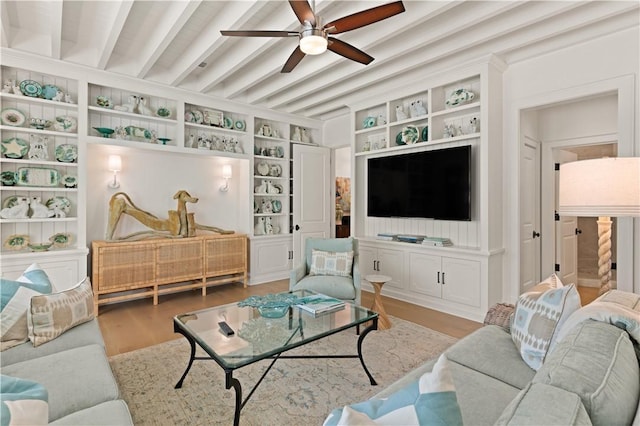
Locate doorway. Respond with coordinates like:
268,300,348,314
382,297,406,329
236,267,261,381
334,146,351,238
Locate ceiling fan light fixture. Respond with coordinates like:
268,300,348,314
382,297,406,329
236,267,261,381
299,29,327,55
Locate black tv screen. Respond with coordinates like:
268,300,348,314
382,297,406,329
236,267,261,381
367,145,471,221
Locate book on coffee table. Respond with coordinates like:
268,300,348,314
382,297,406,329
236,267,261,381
296,294,345,315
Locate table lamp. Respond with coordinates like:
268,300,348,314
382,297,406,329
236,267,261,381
558,157,640,294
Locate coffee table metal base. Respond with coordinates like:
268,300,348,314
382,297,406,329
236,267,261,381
174,317,379,426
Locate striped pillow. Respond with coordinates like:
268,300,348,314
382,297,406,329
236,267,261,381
0,264,53,351
309,249,354,277
27,277,94,347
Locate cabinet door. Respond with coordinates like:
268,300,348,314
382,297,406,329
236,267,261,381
358,245,378,278
377,248,404,289
252,239,291,275
442,257,481,307
205,236,246,276
95,243,155,291
156,239,203,283
407,252,442,297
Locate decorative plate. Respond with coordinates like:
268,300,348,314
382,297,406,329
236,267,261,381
156,107,171,118
445,88,475,108
191,110,204,124
41,84,60,100
55,144,78,163
402,125,419,144
1,171,16,186
223,116,234,129
15,167,60,187
275,146,285,158
234,120,246,131
421,126,429,141
269,164,282,177
53,115,78,133
1,108,27,127
49,232,73,248
4,234,29,251
184,111,194,122
2,137,29,159
62,174,77,188
96,95,113,109
395,131,405,146
272,199,282,213
256,162,270,176
363,116,376,128
28,242,52,252
19,80,42,97
46,196,71,214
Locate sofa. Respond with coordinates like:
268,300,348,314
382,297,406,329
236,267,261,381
325,283,640,425
1,264,132,425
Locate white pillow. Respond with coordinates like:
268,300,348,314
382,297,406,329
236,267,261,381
309,249,354,277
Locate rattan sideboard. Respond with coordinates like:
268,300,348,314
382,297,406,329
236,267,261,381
91,233,247,314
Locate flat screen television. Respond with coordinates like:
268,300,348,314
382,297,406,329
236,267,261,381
367,145,472,221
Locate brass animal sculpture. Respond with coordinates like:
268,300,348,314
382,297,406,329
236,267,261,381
106,190,233,241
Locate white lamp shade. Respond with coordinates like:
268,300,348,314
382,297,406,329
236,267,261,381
299,33,327,55
558,157,640,217
222,164,232,179
108,155,122,172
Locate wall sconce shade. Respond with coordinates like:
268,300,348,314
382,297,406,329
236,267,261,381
558,157,640,295
220,164,232,192
108,155,122,189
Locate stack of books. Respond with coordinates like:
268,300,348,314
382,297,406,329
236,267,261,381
397,235,424,243
296,294,345,315
422,237,453,247
376,233,397,241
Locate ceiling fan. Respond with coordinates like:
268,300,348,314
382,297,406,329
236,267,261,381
220,0,405,73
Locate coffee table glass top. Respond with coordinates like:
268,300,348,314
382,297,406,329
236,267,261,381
174,290,377,369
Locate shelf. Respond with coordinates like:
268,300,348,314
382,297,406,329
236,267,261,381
354,133,479,157
254,213,286,217
431,101,480,117
254,135,289,143
88,106,176,124
0,187,78,192
0,217,77,224
388,114,430,127
0,158,78,167
1,247,87,257
354,125,387,135
254,155,287,161
253,175,286,180
0,125,78,138
253,193,287,197
0,92,78,110
185,122,247,135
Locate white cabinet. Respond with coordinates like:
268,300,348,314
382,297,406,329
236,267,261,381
1,65,87,285
359,243,404,290
407,252,480,307
249,235,293,284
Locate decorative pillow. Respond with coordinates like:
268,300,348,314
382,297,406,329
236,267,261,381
309,249,354,277
27,277,94,347
1,264,53,351
511,283,581,370
1,375,48,425
323,355,463,426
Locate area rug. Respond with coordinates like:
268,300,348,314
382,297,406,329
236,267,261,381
109,317,457,425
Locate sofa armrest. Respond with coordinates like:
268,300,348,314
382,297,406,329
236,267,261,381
289,263,307,290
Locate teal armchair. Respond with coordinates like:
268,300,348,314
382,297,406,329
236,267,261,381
289,237,361,305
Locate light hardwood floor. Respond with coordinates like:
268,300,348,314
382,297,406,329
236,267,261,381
97,280,599,357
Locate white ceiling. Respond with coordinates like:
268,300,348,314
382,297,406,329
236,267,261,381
1,1,638,120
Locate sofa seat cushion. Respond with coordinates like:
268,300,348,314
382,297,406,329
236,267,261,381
495,382,592,425
1,344,120,422
1,319,105,368
50,400,133,425
533,320,640,426
291,275,356,301
445,325,535,390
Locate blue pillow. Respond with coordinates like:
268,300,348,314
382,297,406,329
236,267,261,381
323,355,463,426
1,375,48,425
1,264,53,351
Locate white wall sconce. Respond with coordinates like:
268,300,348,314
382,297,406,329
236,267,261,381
108,155,122,189
220,164,232,192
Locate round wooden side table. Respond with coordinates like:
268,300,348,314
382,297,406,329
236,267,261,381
365,274,392,330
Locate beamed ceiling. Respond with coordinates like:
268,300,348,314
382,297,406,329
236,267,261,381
1,1,638,120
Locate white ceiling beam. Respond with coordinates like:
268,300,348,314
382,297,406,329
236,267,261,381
0,1,10,48
245,0,462,106
197,0,334,93
164,1,265,87
281,0,588,114
297,1,635,118
96,0,134,69
135,0,202,78
49,0,63,59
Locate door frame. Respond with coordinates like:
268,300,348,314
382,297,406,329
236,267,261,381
506,75,636,301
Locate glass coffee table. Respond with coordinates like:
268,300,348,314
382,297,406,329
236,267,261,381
173,290,379,426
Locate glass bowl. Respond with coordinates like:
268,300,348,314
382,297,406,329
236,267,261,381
257,304,289,318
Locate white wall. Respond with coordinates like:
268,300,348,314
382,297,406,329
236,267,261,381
322,114,350,148
503,26,640,299
86,144,250,243
334,146,351,177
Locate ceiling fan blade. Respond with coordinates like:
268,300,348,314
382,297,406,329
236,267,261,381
220,30,298,37
324,1,405,34
281,46,306,73
289,0,316,26
327,37,374,65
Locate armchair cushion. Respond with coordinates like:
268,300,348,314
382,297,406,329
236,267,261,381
309,249,354,277
291,275,357,301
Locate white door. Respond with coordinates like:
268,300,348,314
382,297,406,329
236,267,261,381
520,137,541,292
292,144,331,266
554,149,578,286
